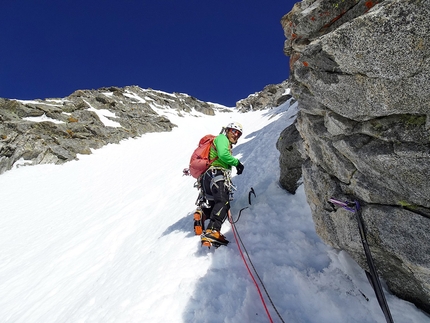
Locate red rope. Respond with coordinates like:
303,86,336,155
228,211,274,323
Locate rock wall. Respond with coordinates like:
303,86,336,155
0,86,226,174
280,0,430,312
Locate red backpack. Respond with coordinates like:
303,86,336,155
188,134,218,178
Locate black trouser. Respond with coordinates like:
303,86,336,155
201,170,230,232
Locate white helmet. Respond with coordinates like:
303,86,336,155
226,122,243,134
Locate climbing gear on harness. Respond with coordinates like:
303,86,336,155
201,167,236,201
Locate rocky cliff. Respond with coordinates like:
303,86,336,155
0,86,227,174
279,0,430,313
236,80,294,112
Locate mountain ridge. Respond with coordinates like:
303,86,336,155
0,85,230,174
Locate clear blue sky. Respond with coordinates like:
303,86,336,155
1,1,296,107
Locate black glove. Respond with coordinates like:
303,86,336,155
236,161,244,175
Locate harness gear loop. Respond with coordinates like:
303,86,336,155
207,166,235,192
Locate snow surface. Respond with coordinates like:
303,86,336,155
1,101,429,323
83,100,122,128
23,113,65,124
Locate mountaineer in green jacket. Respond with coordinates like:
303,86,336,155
200,122,244,245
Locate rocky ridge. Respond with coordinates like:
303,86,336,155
0,86,227,174
279,0,430,313
236,80,294,112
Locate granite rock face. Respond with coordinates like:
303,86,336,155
276,122,303,194
280,0,430,312
0,86,227,174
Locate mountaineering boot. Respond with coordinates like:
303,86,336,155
193,210,204,235
202,229,229,244
201,240,212,248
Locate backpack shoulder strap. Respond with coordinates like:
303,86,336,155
209,139,218,164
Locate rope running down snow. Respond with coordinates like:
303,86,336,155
228,210,285,323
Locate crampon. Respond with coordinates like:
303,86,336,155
200,234,229,249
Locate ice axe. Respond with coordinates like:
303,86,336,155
230,187,256,224
248,187,256,205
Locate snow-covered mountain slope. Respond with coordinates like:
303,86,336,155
0,101,428,323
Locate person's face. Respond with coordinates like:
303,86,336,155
227,128,242,144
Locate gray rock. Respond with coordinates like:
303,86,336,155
236,80,293,112
297,113,357,184
276,122,303,194
281,0,430,313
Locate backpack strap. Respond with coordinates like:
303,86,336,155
208,141,218,165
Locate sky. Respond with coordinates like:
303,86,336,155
1,93,429,322
0,0,297,107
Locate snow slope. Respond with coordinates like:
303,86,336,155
0,100,429,323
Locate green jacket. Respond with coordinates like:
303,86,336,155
209,133,239,170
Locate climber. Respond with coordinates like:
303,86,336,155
199,122,244,246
